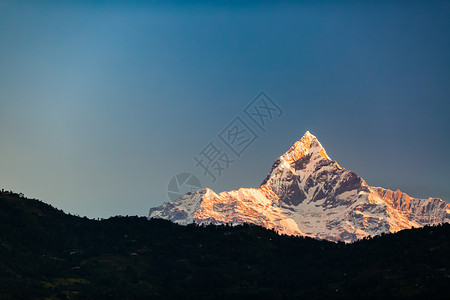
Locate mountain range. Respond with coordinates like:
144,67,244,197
149,131,449,242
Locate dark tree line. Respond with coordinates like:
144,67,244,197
0,191,449,299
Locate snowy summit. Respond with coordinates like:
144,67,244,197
149,131,449,242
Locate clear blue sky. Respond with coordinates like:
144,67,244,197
1,1,449,218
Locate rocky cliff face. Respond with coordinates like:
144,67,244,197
149,131,449,242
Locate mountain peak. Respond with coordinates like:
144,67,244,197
282,131,330,163
149,131,449,242
303,130,313,137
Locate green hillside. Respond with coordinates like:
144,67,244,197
0,190,449,299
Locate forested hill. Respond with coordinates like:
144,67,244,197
0,190,449,299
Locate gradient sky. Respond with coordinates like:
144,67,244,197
1,1,449,218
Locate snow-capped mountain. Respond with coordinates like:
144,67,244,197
149,131,449,242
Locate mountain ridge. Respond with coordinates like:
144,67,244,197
149,131,449,242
